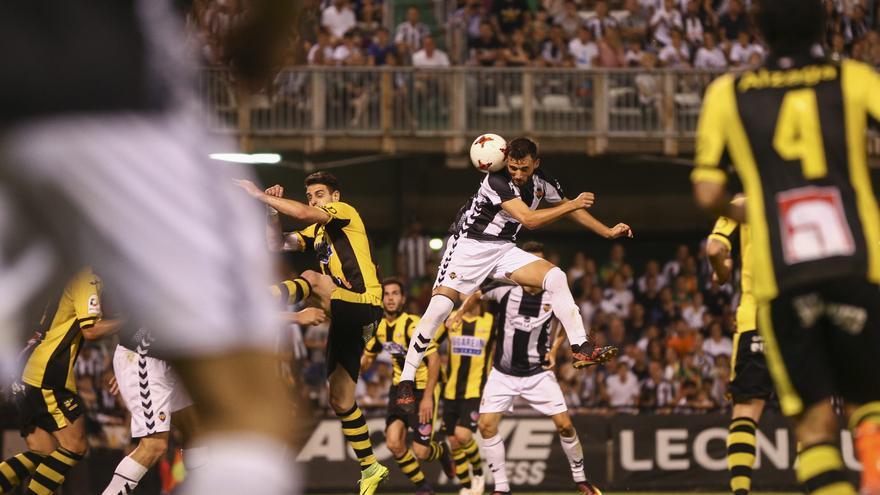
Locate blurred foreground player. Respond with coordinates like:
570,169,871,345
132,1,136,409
360,278,455,495
692,1,880,493
705,197,774,495
0,1,301,494
237,173,389,494
456,242,603,495
396,137,632,413
2,268,120,494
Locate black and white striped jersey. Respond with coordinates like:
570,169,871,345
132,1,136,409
483,282,555,377
449,169,566,242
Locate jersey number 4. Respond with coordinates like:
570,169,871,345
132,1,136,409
773,88,828,180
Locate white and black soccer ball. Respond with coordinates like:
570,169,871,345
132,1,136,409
469,133,507,173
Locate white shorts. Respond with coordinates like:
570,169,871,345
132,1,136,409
434,236,541,295
114,344,193,438
0,110,279,365
479,368,568,416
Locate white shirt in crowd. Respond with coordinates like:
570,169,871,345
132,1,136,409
729,42,765,66
601,288,634,318
684,16,704,46
307,44,335,65
702,336,734,358
395,21,431,51
412,48,451,67
321,5,356,39
659,42,690,67
569,38,599,68
682,303,706,329
650,8,683,46
332,44,353,64
694,46,728,69
606,371,641,407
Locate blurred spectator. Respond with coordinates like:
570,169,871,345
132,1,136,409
450,0,487,63
603,361,641,408
356,0,382,37
492,0,531,36
682,0,706,47
702,321,733,358
602,272,634,318
694,31,728,68
667,318,696,356
367,27,396,66
567,251,589,283
717,0,747,43
600,243,626,283
843,4,871,46
650,0,684,45
659,29,691,67
664,244,690,281
397,219,432,280
568,25,599,68
333,30,365,65
395,6,431,53
412,35,451,66
308,28,336,65
321,0,357,41
640,361,675,410
542,24,571,66
580,285,604,327
728,31,764,67
625,38,647,66
586,1,620,39
554,0,585,39
503,29,534,65
681,291,707,329
596,28,627,67
470,21,504,65
620,0,651,41
635,52,662,125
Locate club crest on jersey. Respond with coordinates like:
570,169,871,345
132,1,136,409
449,272,457,280
418,423,433,436
543,304,551,312
159,411,167,422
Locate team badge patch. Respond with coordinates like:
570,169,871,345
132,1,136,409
542,304,551,312
87,295,101,315
418,424,433,436
450,272,457,280
159,412,167,422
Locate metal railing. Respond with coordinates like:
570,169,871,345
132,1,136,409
199,67,721,136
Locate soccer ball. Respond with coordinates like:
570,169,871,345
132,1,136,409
470,133,507,173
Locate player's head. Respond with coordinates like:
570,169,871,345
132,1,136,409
522,240,545,260
756,0,823,56
304,171,341,207
506,137,540,187
382,277,406,317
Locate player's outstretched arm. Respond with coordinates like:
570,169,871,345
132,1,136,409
566,204,634,239
501,193,593,230
82,318,123,341
235,180,331,225
446,291,483,327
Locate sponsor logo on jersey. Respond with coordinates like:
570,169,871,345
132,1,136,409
382,341,407,355
64,398,77,411
87,295,101,315
451,336,486,356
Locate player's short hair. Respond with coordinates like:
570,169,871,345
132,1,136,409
521,241,545,254
756,0,823,55
507,137,539,161
382,277,406,295
304,171,340,193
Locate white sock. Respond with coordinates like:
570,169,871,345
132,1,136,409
543,267,587,347
400,295,454,381
560,434,586,483
181,434,297,495
482,434,509,493
183,447,209,471
101,456,149,495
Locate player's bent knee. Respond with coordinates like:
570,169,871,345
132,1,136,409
412,443,431,460
140,436,169,460
557,424,575,438
478,419,498,438
59,436,88,456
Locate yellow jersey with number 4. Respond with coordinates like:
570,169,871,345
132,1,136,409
692,58,880,301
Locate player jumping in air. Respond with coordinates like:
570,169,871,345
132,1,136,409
396,136,632,412
705,196,773,495
360,278,456,495
692,1,880,493
451,242,603,495
237,172,389,495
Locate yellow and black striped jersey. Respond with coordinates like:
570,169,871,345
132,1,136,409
709,216,756,333
289,202,381,307
364,313,438,389
22,268,102,392
437,313,495,400
693,58,880,301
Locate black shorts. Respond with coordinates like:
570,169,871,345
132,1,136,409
387,386,436,446
442,398,481,436
729,330,774,402
16,385,84,436
326,300,382,381
761,277,880,417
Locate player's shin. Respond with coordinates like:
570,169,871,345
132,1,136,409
796,443,857,495
463,439,483,476
452,447,472,488
850,402,880,494
559,434,586,483
0,452,43,493
25,447,83,495
101,456,149,495
727,417,757,495
542,267,588,346
400,295,454,382
482,435,509,493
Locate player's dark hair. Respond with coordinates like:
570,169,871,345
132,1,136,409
522,241,545,253
507,137,539,161
304,171,340,193
756,0,824,55
382,277,406,295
